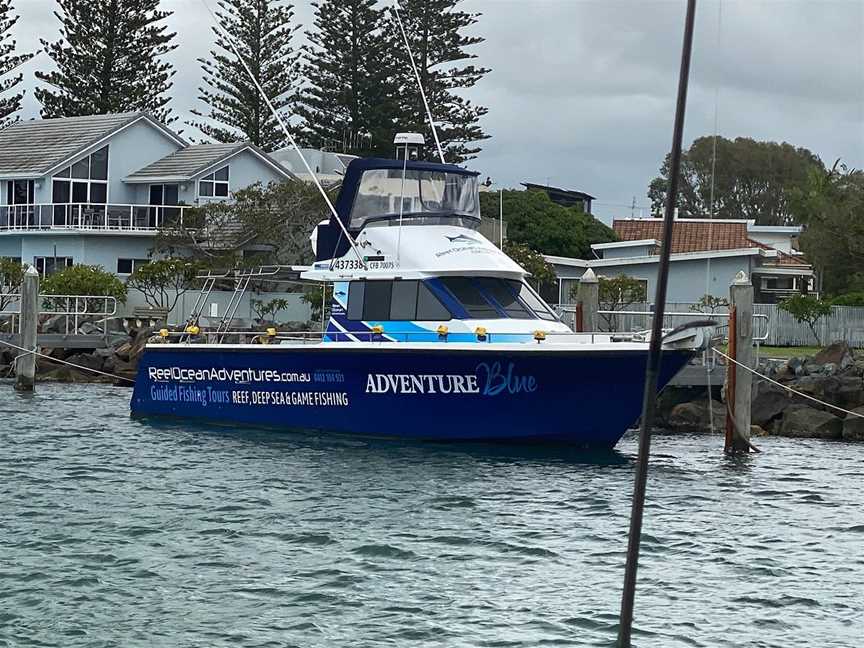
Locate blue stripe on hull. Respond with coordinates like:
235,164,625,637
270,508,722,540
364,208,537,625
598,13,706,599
130,347,692,448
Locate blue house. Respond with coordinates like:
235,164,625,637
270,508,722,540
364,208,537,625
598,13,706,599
0,112,295,277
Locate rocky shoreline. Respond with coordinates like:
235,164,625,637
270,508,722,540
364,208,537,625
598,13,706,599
2,334,863,442
657,342,864,442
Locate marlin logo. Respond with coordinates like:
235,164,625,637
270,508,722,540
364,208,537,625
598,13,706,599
445,234,481,245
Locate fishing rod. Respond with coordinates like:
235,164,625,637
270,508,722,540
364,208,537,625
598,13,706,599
198,0,367,269
617,1,697,646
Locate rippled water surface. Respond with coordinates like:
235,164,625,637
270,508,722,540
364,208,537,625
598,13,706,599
1,383,862,647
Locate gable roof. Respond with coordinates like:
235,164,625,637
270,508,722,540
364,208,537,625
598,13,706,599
0,112,186,179
124,142,295,183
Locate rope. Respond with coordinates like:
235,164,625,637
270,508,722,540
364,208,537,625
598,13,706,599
0,338,136,384
713,348,864,419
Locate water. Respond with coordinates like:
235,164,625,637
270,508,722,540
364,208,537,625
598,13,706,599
1,383,862,648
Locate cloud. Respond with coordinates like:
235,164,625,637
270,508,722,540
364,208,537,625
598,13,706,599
7,0,864,223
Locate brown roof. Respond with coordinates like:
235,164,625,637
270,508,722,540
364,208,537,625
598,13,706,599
613,218,754,253
613,218,812,266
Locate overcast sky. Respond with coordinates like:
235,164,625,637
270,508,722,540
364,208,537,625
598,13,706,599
8,0,864,222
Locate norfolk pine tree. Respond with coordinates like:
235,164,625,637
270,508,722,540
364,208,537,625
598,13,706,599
0,0,33,127
188,0,301,150
35,0,177,122
388,0,489,163
296,0,398,158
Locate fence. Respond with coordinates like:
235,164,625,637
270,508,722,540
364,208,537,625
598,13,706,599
554,301,864,348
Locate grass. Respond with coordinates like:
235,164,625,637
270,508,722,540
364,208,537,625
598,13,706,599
755,346,823,359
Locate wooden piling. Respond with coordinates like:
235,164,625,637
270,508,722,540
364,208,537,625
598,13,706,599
576,268,599,332
14,265,39,392
726,272,754,452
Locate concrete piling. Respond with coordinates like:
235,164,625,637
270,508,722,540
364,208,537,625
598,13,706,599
726,271,754,452
14,265,39,392
576,268,599,333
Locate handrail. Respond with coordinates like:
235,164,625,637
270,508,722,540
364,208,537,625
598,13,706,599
0,202,197,232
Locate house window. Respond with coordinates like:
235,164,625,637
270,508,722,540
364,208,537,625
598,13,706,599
199,166,229,198
117,258,150,275
52,145,109,205
33,256,73,277
6,179,34,205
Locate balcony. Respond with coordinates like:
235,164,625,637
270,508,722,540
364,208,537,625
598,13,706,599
0,203,198,234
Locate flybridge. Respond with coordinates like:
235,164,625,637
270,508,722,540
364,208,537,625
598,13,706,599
314,156,482,262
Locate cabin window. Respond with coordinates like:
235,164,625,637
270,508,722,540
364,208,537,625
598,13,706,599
439,277,498,319
347,280,451,321
517,282,557,320
349,168,480,229
474,278,533,319
438,276,558,321
199,166,230,198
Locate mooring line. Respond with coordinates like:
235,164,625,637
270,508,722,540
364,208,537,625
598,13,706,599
0,338,135,384
713,348,864,419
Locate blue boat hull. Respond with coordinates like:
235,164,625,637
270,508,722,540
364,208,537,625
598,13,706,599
130,345,692,447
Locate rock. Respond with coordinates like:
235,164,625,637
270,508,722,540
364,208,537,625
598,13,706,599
655,387,706,426
812,341,855,372
842,406,864,441
667,400,725,433
821,362,837,376
751,424,769,437
836,377,864,411
787,356,807,377
777,406,843,439
39,365,102,383
65,352,104,373
751,380,792,427
789,375,840,406
803,362,821,375
113,341,133,362
111,359,138,387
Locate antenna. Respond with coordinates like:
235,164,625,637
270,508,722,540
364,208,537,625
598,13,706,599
198,0,366,268
391,2,446,164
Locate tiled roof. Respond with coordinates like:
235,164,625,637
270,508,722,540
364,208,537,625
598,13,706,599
125,142,293,182
613,218,755,253
0,113,155,177
125,143,247,181
613,218,812,267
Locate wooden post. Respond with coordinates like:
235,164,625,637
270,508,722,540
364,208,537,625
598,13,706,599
724,306,737,452
576,268,599,332
14,265,39,392
727,271,753,452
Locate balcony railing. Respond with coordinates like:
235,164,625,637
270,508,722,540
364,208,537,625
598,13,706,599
0,203,197,233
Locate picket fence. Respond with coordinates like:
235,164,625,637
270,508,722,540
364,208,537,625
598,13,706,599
554,302,864,348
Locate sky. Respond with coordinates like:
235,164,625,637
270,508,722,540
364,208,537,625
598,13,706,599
7,0,864,223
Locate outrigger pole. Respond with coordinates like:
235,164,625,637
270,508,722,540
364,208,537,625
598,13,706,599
391,2,447,164
199,0,367,269
617,1,697,646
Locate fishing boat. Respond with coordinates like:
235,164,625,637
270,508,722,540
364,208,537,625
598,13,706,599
130,135,708,446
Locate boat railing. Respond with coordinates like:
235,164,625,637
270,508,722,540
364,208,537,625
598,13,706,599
150,328,647,346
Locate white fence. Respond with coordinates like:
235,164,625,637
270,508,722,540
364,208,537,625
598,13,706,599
554,302,864,348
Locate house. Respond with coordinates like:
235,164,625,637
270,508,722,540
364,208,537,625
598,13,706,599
522,182,595,214
0,112,295,278
546,217,816,306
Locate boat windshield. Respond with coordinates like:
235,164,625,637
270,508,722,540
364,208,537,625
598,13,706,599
349,169,480,230
439,277,558,321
